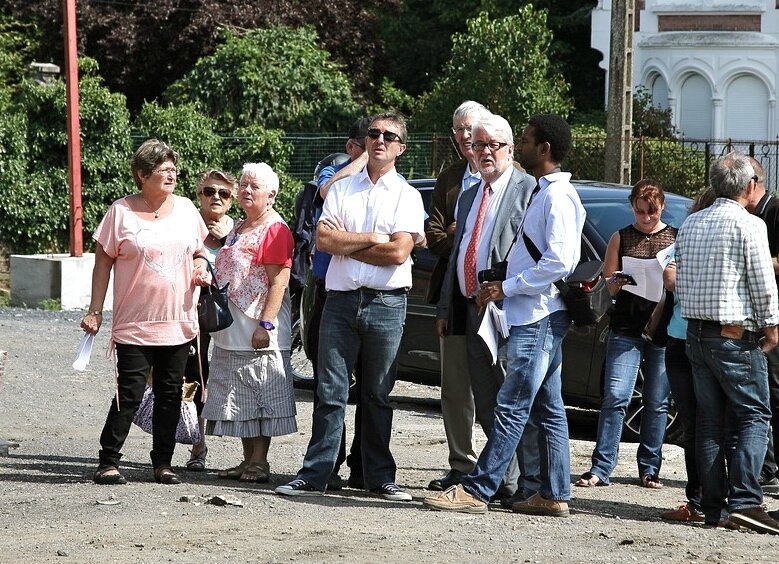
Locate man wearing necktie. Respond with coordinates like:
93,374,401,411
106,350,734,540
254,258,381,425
435,113,537,503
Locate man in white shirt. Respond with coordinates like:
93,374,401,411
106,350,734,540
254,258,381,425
425,114,585,516
276,112,425,501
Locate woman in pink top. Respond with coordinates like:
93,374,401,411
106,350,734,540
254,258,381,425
81,139,210,486
201,162,296,483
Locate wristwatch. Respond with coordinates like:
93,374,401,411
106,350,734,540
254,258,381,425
258,320,275,331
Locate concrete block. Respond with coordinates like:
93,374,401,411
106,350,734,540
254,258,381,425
10,254,113,311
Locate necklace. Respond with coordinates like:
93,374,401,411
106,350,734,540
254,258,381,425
140,194,164,219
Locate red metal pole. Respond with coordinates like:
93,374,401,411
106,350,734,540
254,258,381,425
64,0,82,257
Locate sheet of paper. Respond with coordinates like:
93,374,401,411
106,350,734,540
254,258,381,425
655,243,675,269
72,332,95,371
487,302,509,338
477,308,500,365
620,255,664,302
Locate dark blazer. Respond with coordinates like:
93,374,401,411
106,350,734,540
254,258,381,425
425,160,471,304
436,166,537,334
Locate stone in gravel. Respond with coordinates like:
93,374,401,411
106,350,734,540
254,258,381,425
56,550,68,557
206,495,243,507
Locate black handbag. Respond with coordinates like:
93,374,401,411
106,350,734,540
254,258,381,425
523,233,612,327
197,260,233,333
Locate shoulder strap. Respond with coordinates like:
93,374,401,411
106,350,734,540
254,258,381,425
522,232,568,296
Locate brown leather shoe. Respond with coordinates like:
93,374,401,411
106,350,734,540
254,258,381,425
422,484,487,514
660,503,704,522
512,492,570,517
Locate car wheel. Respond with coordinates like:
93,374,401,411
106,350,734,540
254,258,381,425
289,317,315,390
622,367,682,445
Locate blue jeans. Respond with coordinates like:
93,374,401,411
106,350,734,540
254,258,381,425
589,333,670,483
297,288,406,491
686,320,771,522
461,310,571,502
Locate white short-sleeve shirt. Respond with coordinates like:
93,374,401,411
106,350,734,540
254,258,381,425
319,166,425,291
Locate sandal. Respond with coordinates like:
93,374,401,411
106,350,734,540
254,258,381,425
154,466,181,485
574,472,607,487
186,445,208,472
93,465,127,485
641,474,664,489
238,462,270,484
218,460,249,480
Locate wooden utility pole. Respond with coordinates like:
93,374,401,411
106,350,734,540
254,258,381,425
63,0,83,257
604,0,634,184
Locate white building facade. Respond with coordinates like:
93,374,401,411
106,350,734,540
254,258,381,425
592,0,779,141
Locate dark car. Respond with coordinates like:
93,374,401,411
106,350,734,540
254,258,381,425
293,179,692,440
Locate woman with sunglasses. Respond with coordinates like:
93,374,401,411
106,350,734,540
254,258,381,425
81,139,211,486
182,169,238,472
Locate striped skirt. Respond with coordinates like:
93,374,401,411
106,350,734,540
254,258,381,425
202,346,297,438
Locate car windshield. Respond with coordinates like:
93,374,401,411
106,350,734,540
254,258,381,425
582,195,692,241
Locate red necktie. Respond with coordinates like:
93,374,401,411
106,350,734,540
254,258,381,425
464,183,491,297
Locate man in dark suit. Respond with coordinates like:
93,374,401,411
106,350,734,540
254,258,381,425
425,101,489,492
435,112,539,502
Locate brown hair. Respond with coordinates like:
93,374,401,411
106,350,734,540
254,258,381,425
629,179,665,214
197,168,238,195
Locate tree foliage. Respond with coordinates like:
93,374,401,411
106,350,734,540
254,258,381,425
165,26,360,132
0,10,40,92
411,8,574,132
0,58,132,253
632,86,675,138
4,0,396,113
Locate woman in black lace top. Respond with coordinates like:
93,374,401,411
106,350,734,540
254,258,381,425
576,179,675,489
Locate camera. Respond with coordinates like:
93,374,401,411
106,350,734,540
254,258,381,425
477,261,508,283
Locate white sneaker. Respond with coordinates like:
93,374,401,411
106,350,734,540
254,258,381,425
274,479,323,497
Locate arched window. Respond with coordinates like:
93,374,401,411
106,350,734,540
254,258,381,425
679,74,712,138
725,75,768,140
650,74,669,109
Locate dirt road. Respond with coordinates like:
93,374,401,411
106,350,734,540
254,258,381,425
0,308,777,563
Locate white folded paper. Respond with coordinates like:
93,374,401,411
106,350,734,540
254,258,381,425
477,302,509,364
72,332,95,371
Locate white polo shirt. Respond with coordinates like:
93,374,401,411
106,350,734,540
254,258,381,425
319,166,425,291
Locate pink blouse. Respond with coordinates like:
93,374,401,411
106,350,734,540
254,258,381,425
94,195,208,346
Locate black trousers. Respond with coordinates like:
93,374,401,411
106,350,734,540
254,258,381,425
98,342,190,469
310,277,363,478
762,346,779,478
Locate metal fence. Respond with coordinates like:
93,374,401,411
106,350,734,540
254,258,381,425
236,133,779,197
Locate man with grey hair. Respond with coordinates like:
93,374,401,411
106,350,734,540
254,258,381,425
434,113,538,502
425,100,489,492
676,151,779,534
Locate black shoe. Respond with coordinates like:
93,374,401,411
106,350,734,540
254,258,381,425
769,509,779,521
427,469,466,491
760,476,779,496
728,506,779,535
93,466,127,485
327,474,345,491
499,487,536,509
347,474,364,490
153,466,181,485
274,479,323,497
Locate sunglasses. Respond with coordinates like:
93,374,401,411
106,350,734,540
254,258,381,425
367,128,404,144
201,186,232,199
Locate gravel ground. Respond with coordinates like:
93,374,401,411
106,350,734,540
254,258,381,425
0,308,778,563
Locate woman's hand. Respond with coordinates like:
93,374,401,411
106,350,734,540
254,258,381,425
208,219,230,241
193,256,212,286
251,326,271,350
80,311,103,335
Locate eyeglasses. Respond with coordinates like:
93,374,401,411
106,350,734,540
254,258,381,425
367,128,404,144
471,141,509,152
752,175,761,184
452,125,472,135
201,186,232,199
154,166,178,176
